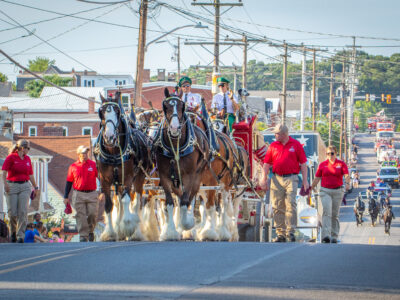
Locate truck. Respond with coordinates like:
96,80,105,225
379,167,400,188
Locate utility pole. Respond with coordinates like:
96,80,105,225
312,49,316,131
177,37,181,80
281,42,288,125
134,0,148,107
328,62,334,146
339,61,346,159
242,34,247,91
300,46,306,131
348,36,357,159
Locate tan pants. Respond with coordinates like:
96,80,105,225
319,187,343,239
72,190,99,239
270,174,299,236
5,181,31,239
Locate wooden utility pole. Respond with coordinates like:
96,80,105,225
134,0,148,107
312,49,316,131
328,62,334,146
242,34,247,90
281,42,288,125
339,62,346,159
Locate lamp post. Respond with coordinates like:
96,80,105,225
134,22,208,107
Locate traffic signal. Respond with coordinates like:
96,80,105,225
387,94,391,104
381,94,385,102
366,94,370,102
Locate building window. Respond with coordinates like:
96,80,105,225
62,126,68,136
115,80,118,85
87,80,92,87
82,127,92,136
84,80,87,87
123,80,126,85
13,122,22,134
92,80,95,87
121,94,130,110
29,126,37,137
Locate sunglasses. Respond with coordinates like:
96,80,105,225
326,152,335,155
182,84,190,87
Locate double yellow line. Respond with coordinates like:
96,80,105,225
368,237,376,244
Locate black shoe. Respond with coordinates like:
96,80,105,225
80,237,88,242
11,232,17,243
17,238,24,243
272,235,286,242
322,236,330,243
331,238,338,244
287,233,296,242
88,233,94,242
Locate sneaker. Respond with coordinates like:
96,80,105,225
17,238,24,243
287,233,296,242
272,235,286,242
88,233,94,242
322,236,330,243
80,237,88,242
331,238,338,244
11,232,17,243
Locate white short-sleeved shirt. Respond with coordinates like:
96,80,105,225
211,92,237,114
182,92,201,111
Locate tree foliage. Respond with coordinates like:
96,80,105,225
28,57,55,72
25,75,72,97
0,72,7,82
353,100,382,132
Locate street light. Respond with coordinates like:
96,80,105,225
145,22,208,51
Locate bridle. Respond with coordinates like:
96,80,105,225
100,102,121,147
163,97,186,138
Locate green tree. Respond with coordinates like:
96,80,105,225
0,72,7,82
25,75,72,97
28,57,55,72
353,100,382,132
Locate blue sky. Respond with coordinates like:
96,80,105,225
1,0,399,83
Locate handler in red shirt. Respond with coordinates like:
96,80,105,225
260,124,309,242
64,145,99,242
311,145,350,243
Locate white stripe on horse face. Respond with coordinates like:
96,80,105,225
170,101,180,134
104,105,118,140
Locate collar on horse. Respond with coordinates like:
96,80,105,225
94,117,138,165
153,113,196,158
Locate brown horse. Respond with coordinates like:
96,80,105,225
94,92,152,241
152,88,209,240
383,205,395,235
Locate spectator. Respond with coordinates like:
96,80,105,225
2,139,39,243
51,230,64,243
33,213,41,225
24,223,47,243
310,146,350,243
260,124,309,242
64,145,99,242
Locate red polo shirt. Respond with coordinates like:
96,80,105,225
66,159,98,191
264,136,307,175
315,159,349,189
2,152,33,181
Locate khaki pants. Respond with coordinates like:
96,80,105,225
72,190,99,239
319,187,344,239
5,181,31,239
270,174,299,236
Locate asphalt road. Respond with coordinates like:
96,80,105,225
0,133,399,300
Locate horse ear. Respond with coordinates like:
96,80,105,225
100,93,106,103
162,100,167,115
164,87,170,98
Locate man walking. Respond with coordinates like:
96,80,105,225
260,124,309,242
64,146,99,242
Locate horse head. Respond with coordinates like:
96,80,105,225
99,92,122,146
163,87,185,138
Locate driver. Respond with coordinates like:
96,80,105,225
178,76,201,113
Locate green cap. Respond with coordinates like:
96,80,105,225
178,76,192,87
217,77,230,86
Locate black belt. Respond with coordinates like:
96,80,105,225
275,173,297,178
78,190,96,193
7,180,28,184
323,186,342,190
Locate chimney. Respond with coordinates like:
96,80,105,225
88,97,95,114
143,69,150,83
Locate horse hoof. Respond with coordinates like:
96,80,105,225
197,228,219,241
182,229,196,240
100,230,117,242
160,228,180,241
218,226,232,241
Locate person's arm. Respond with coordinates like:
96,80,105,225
34,235,48,243
310,176,321,192
2,171,9,193
29,174,38,198
63,181,73,205
344,174,351,191
300,162,309,190
260,163,271,191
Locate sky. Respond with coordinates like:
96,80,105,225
1,0,400,83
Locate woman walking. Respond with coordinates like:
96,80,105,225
2,139,38,243
310,146,350,243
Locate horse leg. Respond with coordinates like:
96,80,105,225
141,194,160,241
118,188,140,241
128,192,144,241
159,191,180,241
197,190,219,241
230,193,242,242
180,190,195,231
100,191,117,241
182,196,197,240
218,186,233,241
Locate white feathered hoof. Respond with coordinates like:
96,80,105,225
182,228,196,240
119,212,140,240
181,206,195,231
100,225,117,242
159,225,180,241
197,226,219,241
129,226,144,241
218,224,232,242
